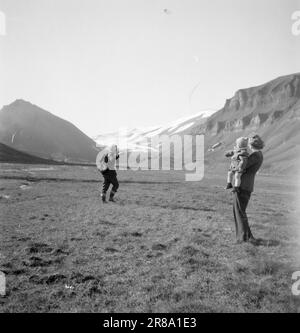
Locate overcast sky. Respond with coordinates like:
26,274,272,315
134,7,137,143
0,0,299,136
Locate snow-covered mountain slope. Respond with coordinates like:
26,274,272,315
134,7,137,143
93,110,215,151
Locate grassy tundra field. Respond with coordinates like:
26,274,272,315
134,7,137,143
0,163,300,313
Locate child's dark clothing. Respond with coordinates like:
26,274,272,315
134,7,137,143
101,169,119,194
99,148,120,202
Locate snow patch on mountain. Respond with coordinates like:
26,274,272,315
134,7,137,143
172,122,194,134
93,110,215,151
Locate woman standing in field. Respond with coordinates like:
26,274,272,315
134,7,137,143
232,134,264,244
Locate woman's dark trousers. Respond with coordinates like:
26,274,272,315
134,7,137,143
233,189,254,242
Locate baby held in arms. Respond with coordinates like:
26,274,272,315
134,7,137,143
225,137,249,193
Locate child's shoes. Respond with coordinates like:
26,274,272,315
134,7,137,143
225,183,233,190
232,187,240,193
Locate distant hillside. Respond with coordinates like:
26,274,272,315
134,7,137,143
1,73,299,174
187,73,300,174
0,142,62,164
0,100,99,163
94,73,300,174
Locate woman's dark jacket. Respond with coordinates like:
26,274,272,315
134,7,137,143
240,151,263,193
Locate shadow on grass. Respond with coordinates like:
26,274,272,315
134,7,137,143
254,238,280,247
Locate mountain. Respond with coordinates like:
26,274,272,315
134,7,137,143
0,142,62,164
2,73,299,173
188,73,300,174
95,73,300,174
0,99,98,163
94,110,215,151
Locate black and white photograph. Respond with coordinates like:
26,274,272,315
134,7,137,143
0,0,300,315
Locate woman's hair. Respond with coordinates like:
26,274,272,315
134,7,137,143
249,134,265,150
